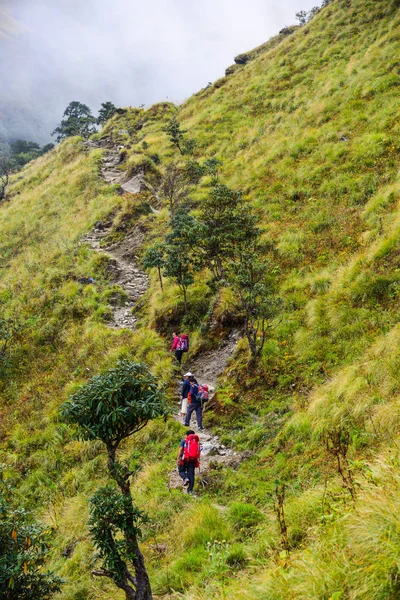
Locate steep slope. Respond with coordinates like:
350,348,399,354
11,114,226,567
1,0,400,598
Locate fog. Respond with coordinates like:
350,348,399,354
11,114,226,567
0,0,318,143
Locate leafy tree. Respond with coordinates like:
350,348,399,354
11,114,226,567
97,101,118,125
42,143,55,154
158,162,189,218
202,157,222,184
0,469,62,599
61,360,170,600
0,158,10,201
52,101,97,142
10,140,40,155
227,244,277,361
198,183,258,280
163,209,202,312
142,243,165,290
163,116,187,154
295,10,308,24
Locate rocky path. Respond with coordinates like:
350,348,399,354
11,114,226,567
83,141,149,330
86,139,243,491
169,330,242,492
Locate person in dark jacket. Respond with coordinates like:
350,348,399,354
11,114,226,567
181,372,192,419
177,429,197,493
184,376,203,430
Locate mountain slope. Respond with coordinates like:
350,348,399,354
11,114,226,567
1,0,400,598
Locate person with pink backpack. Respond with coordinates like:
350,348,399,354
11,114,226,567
177,429,201,493
170,331,189,365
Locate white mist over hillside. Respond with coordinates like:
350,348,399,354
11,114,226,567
0,0,318,142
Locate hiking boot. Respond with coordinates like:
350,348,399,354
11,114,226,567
183,479,190,487
198,427,204,431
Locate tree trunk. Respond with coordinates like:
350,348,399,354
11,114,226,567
157,267,163,290
183,286,187,314
107,445,153,600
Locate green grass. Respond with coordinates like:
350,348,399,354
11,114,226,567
1,0,400,598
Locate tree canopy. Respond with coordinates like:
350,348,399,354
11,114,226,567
61,360,170,447
52,101,97,142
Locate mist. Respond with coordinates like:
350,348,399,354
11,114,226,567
0,0,318,144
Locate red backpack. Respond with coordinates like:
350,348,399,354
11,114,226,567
183,434,201,464
177,334,189,352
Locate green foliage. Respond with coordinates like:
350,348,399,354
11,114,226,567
0,156,10,200
228,245,277,359
163,116,187,154
0,470,62,599
142,242,165,290
157,162,189,217
163,208,202,312
52,101,97,142
227,502,264,533
89,485,146,581
61,360,170,445
198,183,258,280
97,102,118,126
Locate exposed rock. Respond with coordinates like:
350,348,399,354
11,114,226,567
234,52,250,65
62,541,79,558
279,27,295,35
225,64,240,76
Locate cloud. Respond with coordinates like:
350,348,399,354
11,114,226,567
0,0,319,142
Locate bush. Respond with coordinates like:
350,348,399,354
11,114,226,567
228,502,264,533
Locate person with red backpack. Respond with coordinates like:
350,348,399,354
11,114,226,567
177,429,201,493
170,332,189,365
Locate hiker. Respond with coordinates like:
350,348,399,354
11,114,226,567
177,429,201,493
181,371,192,419
184,376,204,430
170,332,189,365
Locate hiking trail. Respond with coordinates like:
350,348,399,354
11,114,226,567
168,329,244,492
85,139,243,491
83,139,149,329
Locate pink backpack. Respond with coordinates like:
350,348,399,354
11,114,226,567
177,334,189,352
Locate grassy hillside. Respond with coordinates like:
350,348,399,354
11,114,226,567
1,0,400,598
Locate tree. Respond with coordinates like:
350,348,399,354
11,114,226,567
97,102,118,125
10,140,41,155
295,10,308,24
158,163,189,218
61,361,171,600
227,244,277,361
0,158,10,201
52,101,97,142
202,157,222,184
163,116,187,154
198,183,258,281
42,143,55,154
163,209,202,312
0,469,62,599
142,243,165,290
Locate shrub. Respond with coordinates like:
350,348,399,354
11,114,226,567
228,502,264,533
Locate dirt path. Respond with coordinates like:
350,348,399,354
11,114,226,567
86,139,243,490
83,141,149,330
169,330,242,492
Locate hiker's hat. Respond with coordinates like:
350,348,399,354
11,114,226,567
184,372,193,377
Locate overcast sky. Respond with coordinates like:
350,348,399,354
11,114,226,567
0,0,318,142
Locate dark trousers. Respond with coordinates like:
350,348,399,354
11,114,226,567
175,350,184,364
178,461,196,492
184,402,203,428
